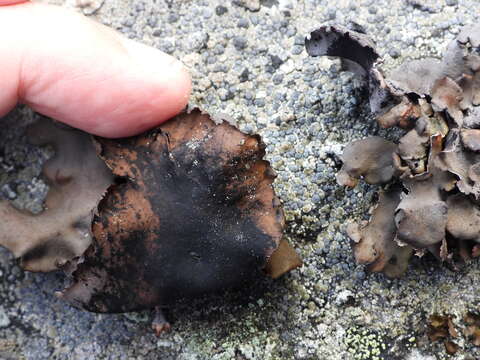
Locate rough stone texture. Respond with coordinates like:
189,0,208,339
1,0,479,359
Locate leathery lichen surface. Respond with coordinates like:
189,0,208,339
1,0,480,359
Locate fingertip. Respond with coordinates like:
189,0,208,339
0,2,192,138
149,62,192,129
150,58,192,126
123,38,192,125
89,38,192,137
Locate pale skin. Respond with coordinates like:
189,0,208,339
1,0,191,333
0,0,192,138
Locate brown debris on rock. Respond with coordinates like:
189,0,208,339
464,312,480,346
428,314,459,355
59,108,301,313
0,120,113,272
307,23,480,276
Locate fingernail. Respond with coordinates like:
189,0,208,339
121,38,187,76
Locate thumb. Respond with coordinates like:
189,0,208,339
0,2,191,137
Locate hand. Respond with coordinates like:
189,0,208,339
0,1,191,137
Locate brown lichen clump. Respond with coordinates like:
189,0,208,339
0,108,301,326
464,312,480,346
346,188,412,278
306,24,480,276
428,314,459,355
336,137,398,187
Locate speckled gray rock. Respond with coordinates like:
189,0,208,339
1,0,480,359
0,307,10,328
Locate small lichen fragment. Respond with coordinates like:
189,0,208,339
461,128,480,152
437,129,480,200
305,25,402,117
431,77,464,125
464,312,480,346
0,120,113,272
395,136,453,252
347,187,412,278
446,194,480,244
428,314,459,355
265,239,303,279
336,137,397,187
396,127,429,175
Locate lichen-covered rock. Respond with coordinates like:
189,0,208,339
307,23,480,276
305,25,402,118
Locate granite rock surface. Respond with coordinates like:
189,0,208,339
1,0,479,359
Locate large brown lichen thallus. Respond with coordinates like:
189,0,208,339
60,108,301,312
